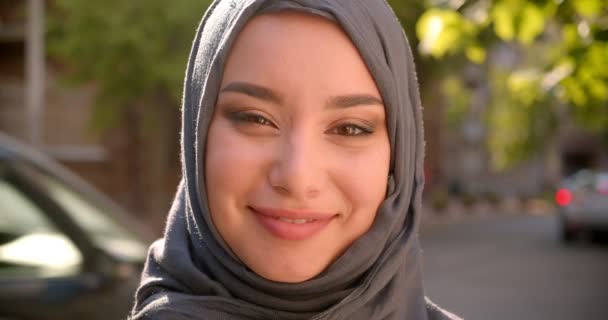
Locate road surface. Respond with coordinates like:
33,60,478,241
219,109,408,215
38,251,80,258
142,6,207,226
420,213,608,320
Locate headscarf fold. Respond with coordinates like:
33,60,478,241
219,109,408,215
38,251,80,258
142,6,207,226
131,1,459,319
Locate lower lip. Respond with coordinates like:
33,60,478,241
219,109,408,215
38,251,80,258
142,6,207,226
250,208,334,241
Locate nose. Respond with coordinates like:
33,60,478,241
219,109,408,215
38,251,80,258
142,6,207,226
268,131,323,200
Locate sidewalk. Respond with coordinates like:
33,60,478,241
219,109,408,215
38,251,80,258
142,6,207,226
420,197,555,228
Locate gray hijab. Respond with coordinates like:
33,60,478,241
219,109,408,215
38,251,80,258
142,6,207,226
131,0,459,319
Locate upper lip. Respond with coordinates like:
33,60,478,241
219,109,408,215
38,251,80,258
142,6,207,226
249,206,336,220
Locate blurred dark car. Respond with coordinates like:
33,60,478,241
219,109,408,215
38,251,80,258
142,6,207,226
556,169,608,242
0,133,153,320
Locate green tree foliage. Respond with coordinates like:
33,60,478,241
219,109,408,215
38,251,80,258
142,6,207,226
48,0,211,130
47,1,213,214
48,0,426,129
416,0,608,169
48,0,607,171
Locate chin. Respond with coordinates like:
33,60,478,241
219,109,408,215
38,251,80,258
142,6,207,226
258,266,322,284
249,253,329,283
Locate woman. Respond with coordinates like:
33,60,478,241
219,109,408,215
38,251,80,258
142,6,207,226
131,1,460,319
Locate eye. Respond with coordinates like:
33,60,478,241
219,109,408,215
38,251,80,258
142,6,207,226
329,123,373,136
229,111,277,128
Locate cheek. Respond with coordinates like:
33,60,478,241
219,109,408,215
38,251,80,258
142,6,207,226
206,123,235,195
331,139,391,224
205,120,265,207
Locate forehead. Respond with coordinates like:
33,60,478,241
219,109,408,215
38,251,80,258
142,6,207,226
220,11,381,100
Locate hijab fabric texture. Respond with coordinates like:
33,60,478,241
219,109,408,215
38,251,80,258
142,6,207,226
131,0,459,319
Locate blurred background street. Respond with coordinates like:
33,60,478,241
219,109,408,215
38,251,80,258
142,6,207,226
1,0,607,319
422,210,608,320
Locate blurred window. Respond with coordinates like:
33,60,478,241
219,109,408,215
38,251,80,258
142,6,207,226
569,170,595,191
595,173,608,194
0,167,82,278
27,168,147,262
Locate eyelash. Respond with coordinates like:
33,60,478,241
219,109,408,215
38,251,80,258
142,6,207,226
229,111,374,137
232,111,277,128
329,123,374,136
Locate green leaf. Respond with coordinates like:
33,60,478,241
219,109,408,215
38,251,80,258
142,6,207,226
507,69,542,105
561,77,588,107
416,8,475,58
491,0,518,41
572,0,604,18
518,4,545,44
442,76,471,128
562,24,580,50
465,44,486,63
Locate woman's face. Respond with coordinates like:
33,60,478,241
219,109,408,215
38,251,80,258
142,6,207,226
205,12,390,283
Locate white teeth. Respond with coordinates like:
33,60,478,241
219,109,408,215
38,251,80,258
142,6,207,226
276,217,314,224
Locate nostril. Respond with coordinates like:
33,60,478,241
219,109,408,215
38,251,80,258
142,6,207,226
271,184,290,195
306,189,320,198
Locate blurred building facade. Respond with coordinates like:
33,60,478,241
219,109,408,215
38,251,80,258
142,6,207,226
440,121,607,200
0,0,179,234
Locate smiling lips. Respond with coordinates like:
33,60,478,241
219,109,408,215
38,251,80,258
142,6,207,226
249,206,336,241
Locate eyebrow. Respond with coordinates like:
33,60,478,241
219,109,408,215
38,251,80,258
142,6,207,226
220,81,383,108
326,94,384,109
220,82,282,104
